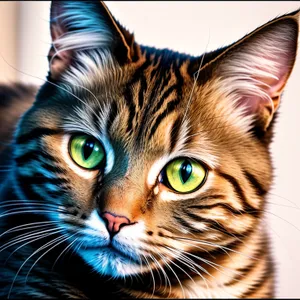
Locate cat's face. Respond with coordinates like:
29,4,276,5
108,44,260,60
13,1,298,278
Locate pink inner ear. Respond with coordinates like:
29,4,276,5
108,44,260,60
49,24,73,79
49,2,74,78
218,19,298,124
236,93,273,118
236,64,286,118
258,51,292,99
51,23,64,43
232,49,295,119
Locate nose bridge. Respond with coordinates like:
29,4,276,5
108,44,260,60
100,178,144,220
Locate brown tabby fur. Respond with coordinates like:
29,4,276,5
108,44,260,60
0,2,299,299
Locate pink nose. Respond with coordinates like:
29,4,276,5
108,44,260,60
101,212,131,234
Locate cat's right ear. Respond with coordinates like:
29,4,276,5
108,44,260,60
48,1,138,80
191,9,299,132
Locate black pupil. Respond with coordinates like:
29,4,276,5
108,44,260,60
180,160,192,183
83,138,95,160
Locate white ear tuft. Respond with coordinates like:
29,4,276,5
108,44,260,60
48,1,132,80
210,13,299,130
51,1,113,54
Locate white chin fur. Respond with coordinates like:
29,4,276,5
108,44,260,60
79,247,143,278
77,210,143,277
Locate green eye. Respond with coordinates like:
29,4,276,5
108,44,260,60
163,158,207,193
69,135,105,170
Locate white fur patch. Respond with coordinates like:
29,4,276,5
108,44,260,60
83,210,110,239
51,1,121,87
61,49,118,88
216,23,296,130
52,2,113,56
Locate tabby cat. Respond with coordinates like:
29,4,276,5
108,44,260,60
0,1,299,298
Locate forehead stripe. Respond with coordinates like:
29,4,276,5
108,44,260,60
124,60,153,135
148,98,180,141
149,74,173,115
16,127,62,145
169,115,182,153
123,85,136,134
106,101,119,133
138,74,148,109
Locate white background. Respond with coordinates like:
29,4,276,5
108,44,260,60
1,1,300,297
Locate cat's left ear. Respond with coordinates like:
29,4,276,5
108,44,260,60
195,10,299,131
48,1,138,79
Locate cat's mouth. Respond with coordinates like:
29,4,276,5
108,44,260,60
84,242,140,264
76,211,142,275
106,244,139,262
79,241,142,277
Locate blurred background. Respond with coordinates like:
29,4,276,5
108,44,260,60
0,1,300,297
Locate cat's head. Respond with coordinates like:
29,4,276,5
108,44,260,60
14,1,299,279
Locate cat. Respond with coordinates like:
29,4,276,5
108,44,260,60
0,1,299,298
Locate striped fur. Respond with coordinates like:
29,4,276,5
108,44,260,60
0,2,299,299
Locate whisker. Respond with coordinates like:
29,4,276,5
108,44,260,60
171,247,240,298
162,244,247,298
171,251,214,298
0,227,61,253
157,243,214,297
148,250,173,297
182,251,246,298
147,251,171,296
4,229,63,264
156,250,185,299
25,233,78,283
51,236,80,271
268,192,300,209
0,51,96,114
162,248,198,285
0,202,68,210
0,220,61,238
141,253,156,297
181,30,210,125
7,232,66,299
262,209,300,233
147,253,163,290
267,202,300,210
171,236,260,261
0,209,67,219
180,246,240,279
164,246,212,285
